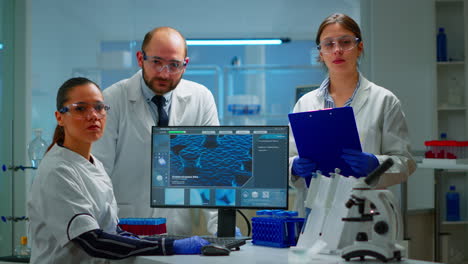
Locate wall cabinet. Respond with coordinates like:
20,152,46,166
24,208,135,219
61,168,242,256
436,0,467,140
435,1,468,263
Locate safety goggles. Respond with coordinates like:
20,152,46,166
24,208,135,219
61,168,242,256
142,51,187,74
317,35,361,54
59,102,110,120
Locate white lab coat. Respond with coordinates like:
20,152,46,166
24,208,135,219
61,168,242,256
28,144,118,264
93,70,220,235
289,74,416,216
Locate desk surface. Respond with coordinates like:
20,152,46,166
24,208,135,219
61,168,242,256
113,242,437,264
418,159,468,170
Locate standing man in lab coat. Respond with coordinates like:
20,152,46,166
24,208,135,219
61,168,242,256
93,27,219,235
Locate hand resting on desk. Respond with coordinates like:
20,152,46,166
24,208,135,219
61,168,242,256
173,236,210,254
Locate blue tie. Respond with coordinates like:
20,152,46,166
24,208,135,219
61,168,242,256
152,95,169,127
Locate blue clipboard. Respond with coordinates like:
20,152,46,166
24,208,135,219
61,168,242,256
288,107,362,177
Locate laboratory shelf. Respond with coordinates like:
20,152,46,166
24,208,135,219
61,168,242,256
442,220,468,225
418,159,468,170
437,61,465,65
437,106,466,111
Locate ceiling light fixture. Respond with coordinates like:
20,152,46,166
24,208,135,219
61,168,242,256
186,38,290,46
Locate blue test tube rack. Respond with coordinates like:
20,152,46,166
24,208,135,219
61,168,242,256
251,210,304,248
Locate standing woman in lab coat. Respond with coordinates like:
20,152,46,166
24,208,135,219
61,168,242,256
28,77,208,264
289,13,416,216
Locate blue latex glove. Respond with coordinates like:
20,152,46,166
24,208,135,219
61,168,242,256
292,157,316,188
341,149,379,178
173,236,210,254
235,227,242,237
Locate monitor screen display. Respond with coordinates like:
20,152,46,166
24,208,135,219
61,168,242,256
150,126,289,210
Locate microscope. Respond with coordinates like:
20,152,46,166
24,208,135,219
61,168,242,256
341,159,405,262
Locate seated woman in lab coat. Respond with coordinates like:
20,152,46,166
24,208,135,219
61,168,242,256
27,77,208,264
289,13,416,216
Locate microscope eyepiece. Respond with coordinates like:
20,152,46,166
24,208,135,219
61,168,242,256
364,158,394,187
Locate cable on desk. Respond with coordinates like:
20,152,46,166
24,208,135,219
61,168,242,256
237,209,251,237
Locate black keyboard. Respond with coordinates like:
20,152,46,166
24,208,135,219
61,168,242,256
147,234,247,250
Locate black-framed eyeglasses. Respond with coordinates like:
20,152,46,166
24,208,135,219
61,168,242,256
142,51,187,74
317,35,361,54
59,102,110,120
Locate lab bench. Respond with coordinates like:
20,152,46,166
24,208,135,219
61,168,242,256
112,241,439,264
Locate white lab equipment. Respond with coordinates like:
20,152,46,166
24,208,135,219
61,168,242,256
341,159,405,262
296,169,357,253
295,159,405,262
226,95,262,125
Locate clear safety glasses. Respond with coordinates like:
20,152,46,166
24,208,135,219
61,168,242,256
142,51,187,74
59,102,110,120
317,35,361,54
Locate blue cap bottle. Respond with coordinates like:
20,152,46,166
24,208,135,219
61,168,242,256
446,185,460,221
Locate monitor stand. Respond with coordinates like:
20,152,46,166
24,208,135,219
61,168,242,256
217,208,236,237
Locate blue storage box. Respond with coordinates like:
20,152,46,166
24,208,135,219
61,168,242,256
252,210,304,248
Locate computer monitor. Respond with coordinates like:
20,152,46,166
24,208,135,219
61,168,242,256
150,126,289,237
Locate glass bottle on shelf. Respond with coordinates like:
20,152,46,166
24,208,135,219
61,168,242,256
14,236,31,258
28,128,48,168
448,77,463,106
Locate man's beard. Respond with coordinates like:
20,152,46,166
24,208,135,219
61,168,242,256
142,66,182,94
